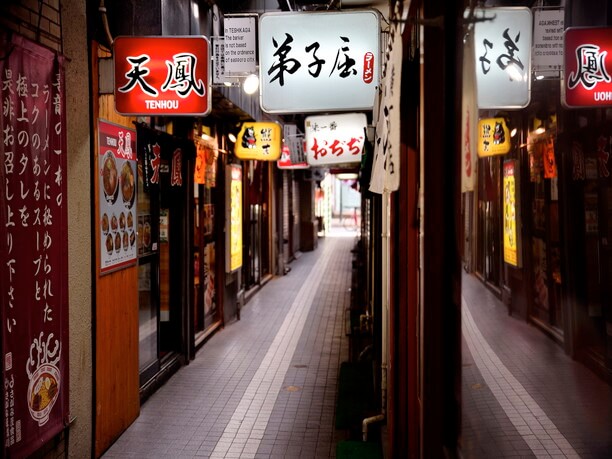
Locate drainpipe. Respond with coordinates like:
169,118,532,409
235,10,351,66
363,190,390,441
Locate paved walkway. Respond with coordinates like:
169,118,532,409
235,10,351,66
103,231,612,458
103,234,353,459
461,272,612,458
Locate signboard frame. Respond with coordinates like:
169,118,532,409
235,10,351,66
113,35,212,116
472,7,533,109
258,9,381,113
562,26,612,108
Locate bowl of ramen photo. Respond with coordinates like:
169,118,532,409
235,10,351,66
127,211,133,229
110,214,118,232
101,213,109,234
119,212,126,230
105,234,113,254
129,230,136,247
122,231,129,251
114,232,121,253
121,161,135,207
28,364,60,427
102,151,119,204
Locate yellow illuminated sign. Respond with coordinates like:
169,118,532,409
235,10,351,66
226,165,243,272
234,122,282,160
503,160,520,267
478,117,511,157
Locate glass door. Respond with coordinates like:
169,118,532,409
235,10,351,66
137,131,186,386
137,156,160,385
193,183,220,341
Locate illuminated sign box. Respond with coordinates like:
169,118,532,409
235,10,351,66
503,160,521,267
226,165,243,273
113,36,211,116
472,7,532,109
305,113,366,166
477,117,511,157
563,27,612,107
258,10,380,113
234,121,282,160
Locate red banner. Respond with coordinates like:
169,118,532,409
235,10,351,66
1,33,69,457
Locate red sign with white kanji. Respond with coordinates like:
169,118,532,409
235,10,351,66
564,27,612,107
114,36,211,116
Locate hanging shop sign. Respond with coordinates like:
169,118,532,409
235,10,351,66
258,10,380,113
226,165,243,273
113,36,211,116
472,7,532,109
1,33,69,459
98,120,138,274
224,15,257,75
369,10,403,194
278,145,309,170
234,121,282,160
305,113,367,167
563,27,612,107
503,160,522,267
477,117,511,157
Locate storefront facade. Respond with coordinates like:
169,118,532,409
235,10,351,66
463,1,612,383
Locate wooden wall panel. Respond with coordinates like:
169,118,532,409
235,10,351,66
93,45,140,457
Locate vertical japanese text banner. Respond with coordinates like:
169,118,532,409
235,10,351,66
369,11,403,194
1,32,69,458
461,30,477,192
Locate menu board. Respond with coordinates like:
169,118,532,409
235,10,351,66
98,120,138,274
1,33,69,458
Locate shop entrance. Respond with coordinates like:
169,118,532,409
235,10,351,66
244,161,271,290
136,127,187,388
476,157,502,291
526,132,563,336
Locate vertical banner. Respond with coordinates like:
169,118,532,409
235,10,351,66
503,160,521,267
98,120,138,274
462,31,477,192
369,4,403,194
1,33,69,458
225,165,243,273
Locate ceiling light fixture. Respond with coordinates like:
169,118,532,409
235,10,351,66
228,133,237,143
243,74,259,95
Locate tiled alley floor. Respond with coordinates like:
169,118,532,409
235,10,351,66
103,234,353,459
461,272,612,458
103,231,612,458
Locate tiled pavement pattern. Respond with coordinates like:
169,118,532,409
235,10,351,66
103,234,352,458
103,235,612,458
461,272,612,458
